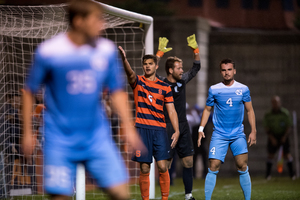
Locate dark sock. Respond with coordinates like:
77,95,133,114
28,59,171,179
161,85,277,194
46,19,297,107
183,167,193,194
266,161,273,177
287,161,295,177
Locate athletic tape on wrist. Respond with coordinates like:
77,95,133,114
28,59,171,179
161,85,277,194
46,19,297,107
198,126,204,132
156,50,164,58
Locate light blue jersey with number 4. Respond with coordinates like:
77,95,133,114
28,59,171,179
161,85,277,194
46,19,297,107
206,81,251,138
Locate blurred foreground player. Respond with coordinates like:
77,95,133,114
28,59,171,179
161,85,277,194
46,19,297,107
22,1,144,199
198,59,257,200
118,46,180,200
156,35,201,200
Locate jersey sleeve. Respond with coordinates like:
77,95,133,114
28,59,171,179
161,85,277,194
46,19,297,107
206,87,214,106
164,85,174,104
105,49,126,93
182,60,201,84
242,86,251,102
25,48,49,94
130,75,139,89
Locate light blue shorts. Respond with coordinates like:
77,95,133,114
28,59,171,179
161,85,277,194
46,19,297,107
208,132,248,163
43,133,128,196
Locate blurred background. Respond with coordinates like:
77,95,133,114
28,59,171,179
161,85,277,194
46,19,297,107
1,0,300,180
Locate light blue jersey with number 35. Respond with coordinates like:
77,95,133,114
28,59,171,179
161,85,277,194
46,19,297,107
26,33,124,149
206,81,251,138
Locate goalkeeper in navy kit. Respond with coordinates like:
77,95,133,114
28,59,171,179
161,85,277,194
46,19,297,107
156,34,201,200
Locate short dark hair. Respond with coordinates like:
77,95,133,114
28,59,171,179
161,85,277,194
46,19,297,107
165,56,182,75
142,55,158,65
219,58,235,69
68,0,103,28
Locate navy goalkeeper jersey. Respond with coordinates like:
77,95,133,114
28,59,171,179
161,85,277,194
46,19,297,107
158,60,201,123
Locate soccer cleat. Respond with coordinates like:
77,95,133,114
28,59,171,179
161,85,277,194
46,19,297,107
185,197,195,200
266,175,272,181
185,193,195,200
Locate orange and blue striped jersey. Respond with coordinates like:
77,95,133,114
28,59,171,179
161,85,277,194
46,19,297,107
131,75,174,130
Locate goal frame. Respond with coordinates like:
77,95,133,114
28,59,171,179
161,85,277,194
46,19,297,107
75,2,155,200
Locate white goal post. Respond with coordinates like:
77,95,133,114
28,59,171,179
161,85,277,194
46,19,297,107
0,1,155,199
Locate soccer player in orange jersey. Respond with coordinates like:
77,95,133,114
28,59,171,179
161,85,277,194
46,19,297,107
119,46,180,200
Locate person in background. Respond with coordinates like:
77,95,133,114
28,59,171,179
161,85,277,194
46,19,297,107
264,95,296,180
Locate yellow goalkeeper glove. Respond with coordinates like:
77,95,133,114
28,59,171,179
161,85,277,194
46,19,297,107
156,37,172,57
187,34,199,53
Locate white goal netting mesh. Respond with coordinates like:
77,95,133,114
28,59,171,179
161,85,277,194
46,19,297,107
0,4,146,199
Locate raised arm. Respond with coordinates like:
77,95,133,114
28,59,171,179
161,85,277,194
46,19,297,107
118,46,136,85
155,37,172,81
245,101,257,147
165,103,179,149
197,105,212,147
22,88,36,156
182,34,201,83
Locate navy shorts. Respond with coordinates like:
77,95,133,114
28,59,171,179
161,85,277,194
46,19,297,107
132,127,171,163
166,121,194,158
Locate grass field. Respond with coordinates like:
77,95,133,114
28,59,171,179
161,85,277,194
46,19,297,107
8,176,300,200
153,176,300,200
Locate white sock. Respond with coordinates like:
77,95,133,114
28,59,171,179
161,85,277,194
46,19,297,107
185,193,192,200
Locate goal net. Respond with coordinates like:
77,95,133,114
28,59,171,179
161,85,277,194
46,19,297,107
0,3,153,199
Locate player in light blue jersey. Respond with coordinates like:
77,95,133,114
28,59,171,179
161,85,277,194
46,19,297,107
22,1,144,200
197,58,257,200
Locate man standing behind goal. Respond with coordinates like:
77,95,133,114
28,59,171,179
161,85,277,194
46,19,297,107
22,1,144,200
118,46,180,200
156,34,201,200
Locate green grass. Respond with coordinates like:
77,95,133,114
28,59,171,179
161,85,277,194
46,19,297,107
7,177,300,200
161,177,300,200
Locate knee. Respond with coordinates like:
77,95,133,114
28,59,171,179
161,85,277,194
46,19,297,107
157,164,168,173
237,164,248,172
182,158,193,168
209,162,220,172
140,164,150,174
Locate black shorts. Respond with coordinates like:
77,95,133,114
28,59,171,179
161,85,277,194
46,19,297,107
166,121,194,159
267,136,290,155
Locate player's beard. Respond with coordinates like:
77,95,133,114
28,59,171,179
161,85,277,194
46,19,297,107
223,76,234,85
172,73,182,81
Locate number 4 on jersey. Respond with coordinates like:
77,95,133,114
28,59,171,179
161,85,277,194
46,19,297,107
210,147,216,155
226,98,233,107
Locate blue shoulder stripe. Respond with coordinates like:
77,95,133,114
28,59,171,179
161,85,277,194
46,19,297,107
155,81,169,87
137,80,166,95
